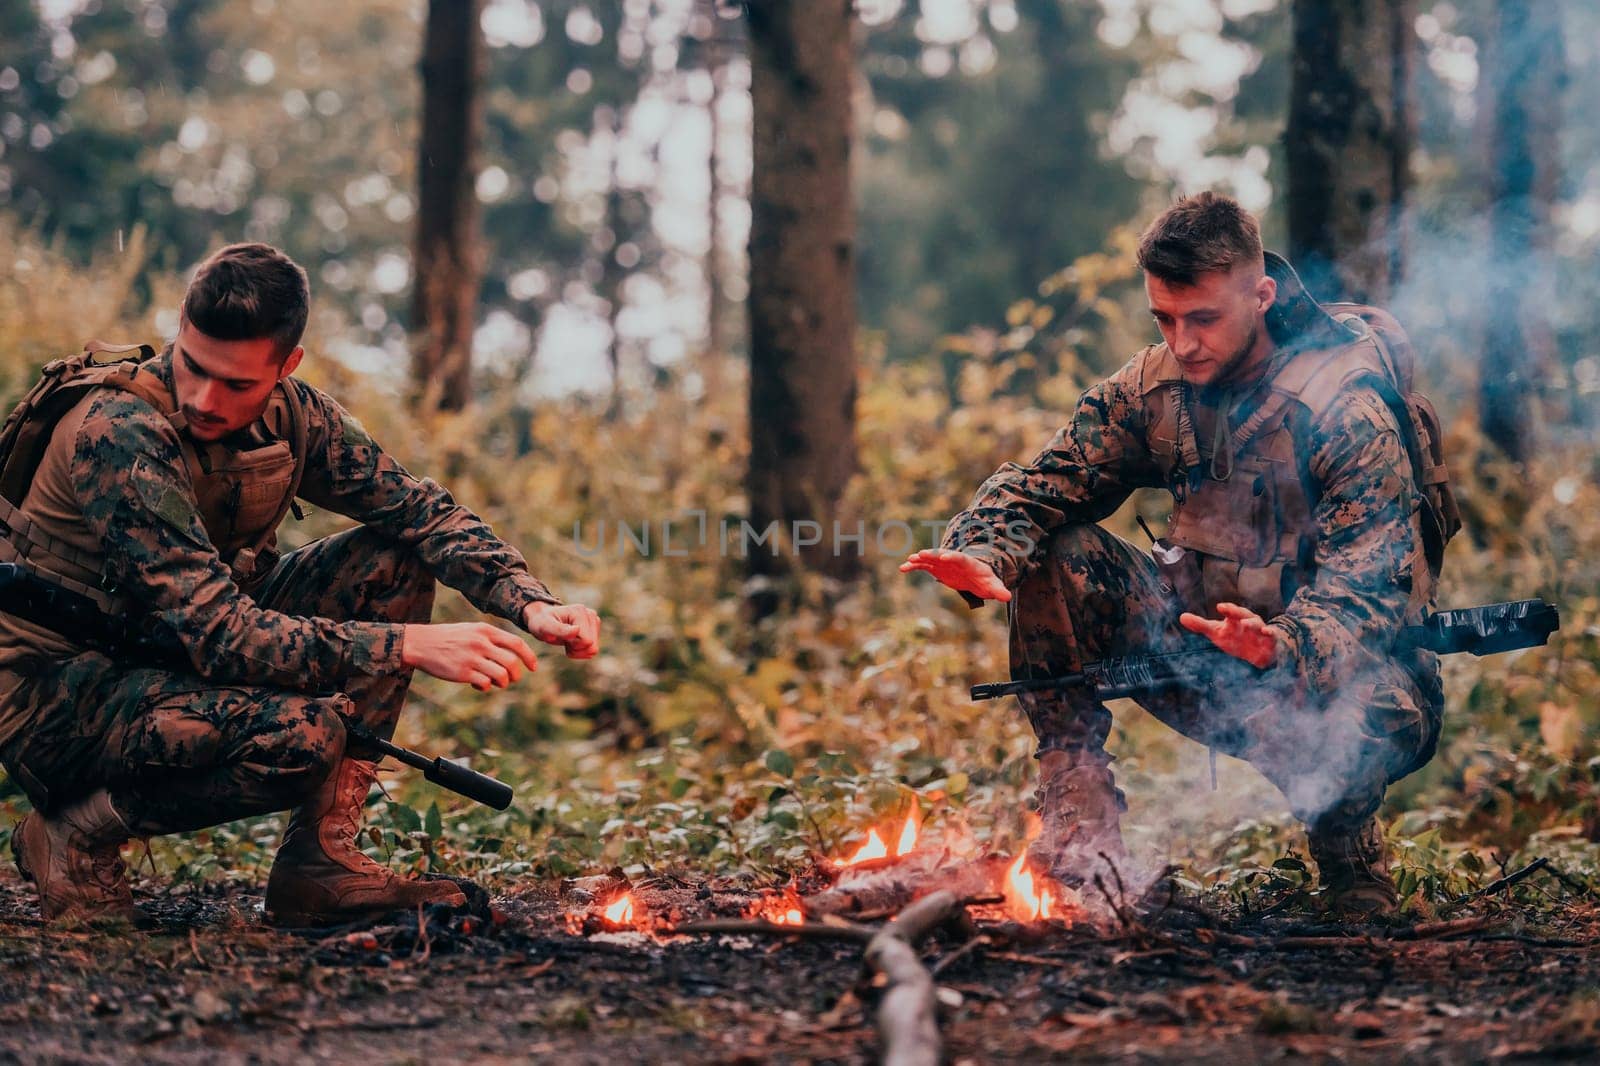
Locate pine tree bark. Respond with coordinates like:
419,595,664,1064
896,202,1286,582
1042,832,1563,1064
745,0,860,599
1285,0,1416,303
1478,0,1565,463
412,0,485,411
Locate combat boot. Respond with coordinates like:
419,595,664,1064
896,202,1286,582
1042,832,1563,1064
1026,749,1130,889
11,790,135,924
1309,816,1399,919
265,759,466,927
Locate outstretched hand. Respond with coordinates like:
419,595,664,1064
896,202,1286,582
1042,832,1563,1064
402,622,541,692
523,601,602,659
1178,601,1281,669
898,548,1012,602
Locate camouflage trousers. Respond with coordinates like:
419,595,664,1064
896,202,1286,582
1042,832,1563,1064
0,527,433,834
1009,525,1442,833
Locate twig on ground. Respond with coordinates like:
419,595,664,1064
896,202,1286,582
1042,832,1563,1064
864,889,961,1066
1448,857,1550,908
412,903,431,963
929,934,990,977
671,918,874,943
1204,915,1498,952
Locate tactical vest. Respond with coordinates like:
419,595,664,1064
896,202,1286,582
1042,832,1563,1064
1141,307,1458,625
0,342,307,613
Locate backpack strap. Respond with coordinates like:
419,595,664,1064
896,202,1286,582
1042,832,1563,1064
229,378,310,579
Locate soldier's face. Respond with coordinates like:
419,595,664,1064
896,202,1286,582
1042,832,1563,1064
172,322,304,442
1145,264,1276,388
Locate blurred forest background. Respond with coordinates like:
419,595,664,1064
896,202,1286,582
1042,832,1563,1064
1,0,1597,914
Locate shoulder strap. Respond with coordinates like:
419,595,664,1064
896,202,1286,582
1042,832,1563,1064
246,378,310,562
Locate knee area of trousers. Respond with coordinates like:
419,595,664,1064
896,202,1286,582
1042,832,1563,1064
290,697,351,776
1014,524,1117,595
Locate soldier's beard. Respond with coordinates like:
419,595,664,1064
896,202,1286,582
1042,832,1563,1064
1212,323,1263,387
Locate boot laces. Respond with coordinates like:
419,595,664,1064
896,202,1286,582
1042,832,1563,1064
330,762,395,877
86,842,128,893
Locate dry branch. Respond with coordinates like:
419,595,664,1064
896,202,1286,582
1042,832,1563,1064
864,889,961,1066
1448,858,1550,908
671,918,873,943
804,855,1007,918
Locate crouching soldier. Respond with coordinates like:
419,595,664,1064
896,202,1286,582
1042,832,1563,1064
0,243,600,925
904,193,1455,918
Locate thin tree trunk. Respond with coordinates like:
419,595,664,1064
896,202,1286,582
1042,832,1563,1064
745,0,860,606
1478,0,1565,463
601,112,627,421
412,0,485,411
706,54,729,360
1285,0,1415,304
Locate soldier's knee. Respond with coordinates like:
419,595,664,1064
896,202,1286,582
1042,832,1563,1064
1012,525,1131,619
288,696,350,778
324,528,434,624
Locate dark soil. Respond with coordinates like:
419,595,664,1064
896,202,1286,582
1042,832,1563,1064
2,866,1597,1064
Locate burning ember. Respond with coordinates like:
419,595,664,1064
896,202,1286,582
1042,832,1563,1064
1004,853,1058,922
602,892,637,927
839,810,921,867
749,888,807,926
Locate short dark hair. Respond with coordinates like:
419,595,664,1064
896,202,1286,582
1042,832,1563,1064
182,243,310,357
1135,192,1263,286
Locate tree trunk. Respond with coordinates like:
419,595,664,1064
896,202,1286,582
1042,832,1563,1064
745,0,860,601
1478,0,1565,463
1285,0,1415,304
706,55,729,360
600,110,627,421
412,0,485,411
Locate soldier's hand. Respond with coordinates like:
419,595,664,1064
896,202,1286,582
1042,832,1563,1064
1179,602,1282,669
898,548,1012,602
523,602,601,659
401,622,541,692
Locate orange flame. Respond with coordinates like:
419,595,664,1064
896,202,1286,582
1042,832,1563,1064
840,810,921,867
842,827,890,866
894,811,919,857
772,908,805,926
602,893,636,926
1004,853,1057,922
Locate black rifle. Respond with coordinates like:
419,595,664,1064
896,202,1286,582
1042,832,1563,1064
0,561,513,810
971,598,1561,703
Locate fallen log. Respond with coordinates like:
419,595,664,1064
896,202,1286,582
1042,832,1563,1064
804,853,1009,918
865,889,961,1066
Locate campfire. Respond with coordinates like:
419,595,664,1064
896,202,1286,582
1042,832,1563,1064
836,810,921,868
1004,852,1057,922
602,892,637,927
809,808,1078,926
566,806,1078,937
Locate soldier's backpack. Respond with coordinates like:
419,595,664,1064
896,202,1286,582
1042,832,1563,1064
1261,252,1463,586
1324,303,1463,582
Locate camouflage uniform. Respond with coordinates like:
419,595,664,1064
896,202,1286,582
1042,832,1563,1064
0,349,559,832
943,306,1444,835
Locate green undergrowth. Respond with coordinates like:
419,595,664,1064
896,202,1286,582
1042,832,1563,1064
1,224,1597,922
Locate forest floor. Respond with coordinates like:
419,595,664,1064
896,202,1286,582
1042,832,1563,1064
2,864,1598,1065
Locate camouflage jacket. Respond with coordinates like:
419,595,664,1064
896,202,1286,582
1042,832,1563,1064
0,351,560,696
941,342,1423,701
